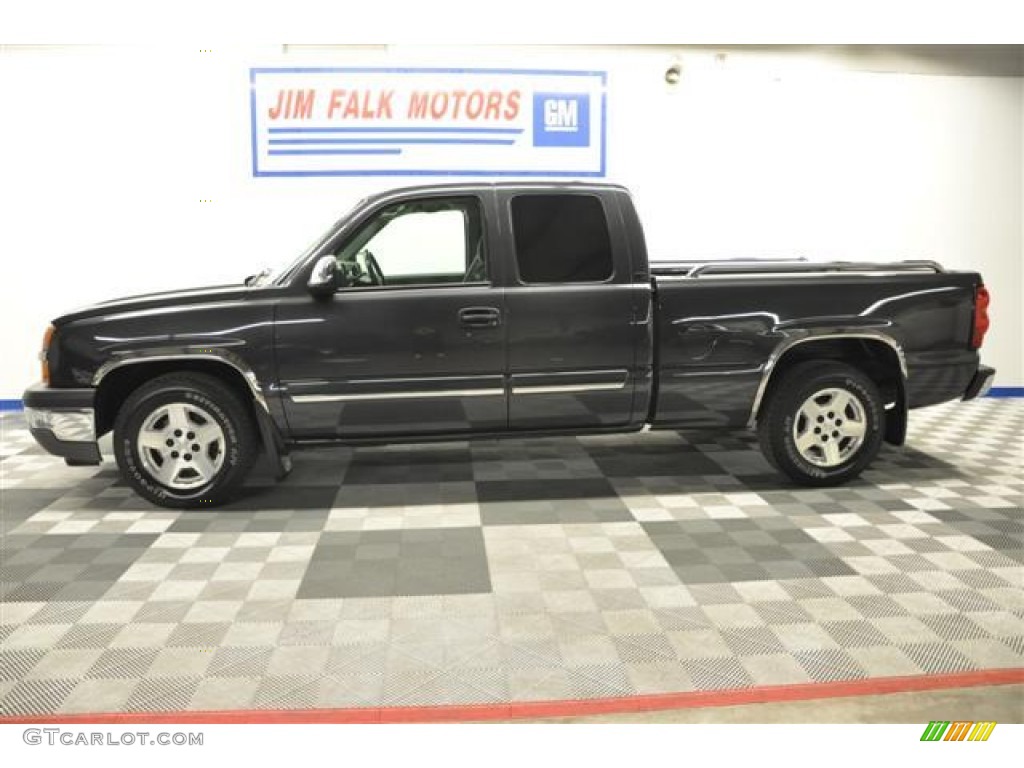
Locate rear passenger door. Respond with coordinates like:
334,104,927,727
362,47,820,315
501,190,642,430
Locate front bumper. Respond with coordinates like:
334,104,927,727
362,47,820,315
22,383,101,465
963,365,996,401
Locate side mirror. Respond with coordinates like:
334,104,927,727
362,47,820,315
307,256,339,296
245,267,271,287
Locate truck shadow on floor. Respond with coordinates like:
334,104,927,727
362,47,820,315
197,432,963,514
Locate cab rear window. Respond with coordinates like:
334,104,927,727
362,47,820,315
510,194,613,283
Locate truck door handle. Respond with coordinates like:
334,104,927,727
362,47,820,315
459,307,501,328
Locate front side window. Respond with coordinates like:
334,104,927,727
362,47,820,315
335,197,487,288
511,194,614,284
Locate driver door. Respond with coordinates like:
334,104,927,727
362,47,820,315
275,194,507,438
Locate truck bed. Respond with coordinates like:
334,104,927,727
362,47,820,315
649,259,980,428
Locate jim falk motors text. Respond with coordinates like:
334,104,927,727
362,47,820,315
267,88,523,122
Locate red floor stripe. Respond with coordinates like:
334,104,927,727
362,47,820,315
2,667,1021,724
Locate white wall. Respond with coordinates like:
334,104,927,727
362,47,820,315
617,55,1023,390
1,45,1021,399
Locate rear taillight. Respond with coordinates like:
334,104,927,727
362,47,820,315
971,284,990,349
40,324,55,384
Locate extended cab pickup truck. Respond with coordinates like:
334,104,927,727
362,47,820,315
24,183,995,508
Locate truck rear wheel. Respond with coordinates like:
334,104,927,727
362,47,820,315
757,361,884,487
113,372,258,508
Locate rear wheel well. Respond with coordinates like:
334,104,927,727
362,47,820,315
757,338,907,444
95,360,260,438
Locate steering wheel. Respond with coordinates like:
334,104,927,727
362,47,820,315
363,250,385,286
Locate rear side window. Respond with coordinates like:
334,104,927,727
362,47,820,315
511,194,614,283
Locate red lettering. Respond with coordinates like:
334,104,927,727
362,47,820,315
294,89,314,120
504,90,521,120
268,89,286,120
408,91,429,119
466,90,484,120
430,92,449,119
405,89,522,122
269,89,315,120
450,90,467,119
343,91,360,119
327,89,346,119
379,90,394,119
484,91,502,121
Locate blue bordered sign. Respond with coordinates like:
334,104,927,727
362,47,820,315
249,67,607,177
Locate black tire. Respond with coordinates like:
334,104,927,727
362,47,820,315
757,360,885,487
113,372,258,508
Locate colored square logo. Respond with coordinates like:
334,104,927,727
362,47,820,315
532,92,590,147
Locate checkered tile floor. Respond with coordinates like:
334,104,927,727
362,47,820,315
1,400,1021,716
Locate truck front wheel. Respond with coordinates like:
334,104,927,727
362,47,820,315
757,361,885,487
113,372,258,508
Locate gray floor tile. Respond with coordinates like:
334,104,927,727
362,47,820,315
0,399,1020,716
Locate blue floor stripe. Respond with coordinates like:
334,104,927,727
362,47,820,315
989,386,1024,397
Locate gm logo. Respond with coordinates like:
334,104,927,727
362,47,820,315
533,92,590,147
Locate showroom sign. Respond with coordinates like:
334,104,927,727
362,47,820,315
249,67,607,177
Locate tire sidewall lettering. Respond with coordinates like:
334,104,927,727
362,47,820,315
781,375,881,481
122,389,239,502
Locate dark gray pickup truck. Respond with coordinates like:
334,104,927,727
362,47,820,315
24,183,994,508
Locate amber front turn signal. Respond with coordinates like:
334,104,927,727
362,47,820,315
40,324,55,384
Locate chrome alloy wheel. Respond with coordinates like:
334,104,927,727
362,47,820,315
792,387,867,468
136,402,225,489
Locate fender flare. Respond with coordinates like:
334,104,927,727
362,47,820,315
93,348,292,477
93,348,269,413
748,329,908,429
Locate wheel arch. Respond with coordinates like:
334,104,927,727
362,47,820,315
93,354,267,438
751,332,908,445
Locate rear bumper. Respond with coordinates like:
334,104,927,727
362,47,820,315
963,365,996,401
22,383,101,465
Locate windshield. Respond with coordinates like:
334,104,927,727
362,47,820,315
258,203,362,287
